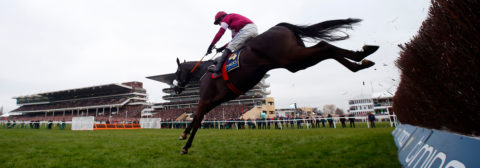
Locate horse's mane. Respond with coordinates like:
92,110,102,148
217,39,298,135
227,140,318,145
180,60,214,77
180,60,214,70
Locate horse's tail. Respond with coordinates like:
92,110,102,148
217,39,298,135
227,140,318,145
276,18,361,42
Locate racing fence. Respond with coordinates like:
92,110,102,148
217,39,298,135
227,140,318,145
151,115,398,130
1,115,397,130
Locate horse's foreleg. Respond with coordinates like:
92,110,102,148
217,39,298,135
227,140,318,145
181,101,214,155
179,117,196,140
180,113,204,155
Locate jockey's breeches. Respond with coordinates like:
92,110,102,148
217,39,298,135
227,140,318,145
227,24,258,51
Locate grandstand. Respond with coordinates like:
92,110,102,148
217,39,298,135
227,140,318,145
9,81,148,122
146,73,274,120
348,91,393,116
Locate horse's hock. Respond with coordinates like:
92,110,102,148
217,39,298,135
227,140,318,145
393,0,480,136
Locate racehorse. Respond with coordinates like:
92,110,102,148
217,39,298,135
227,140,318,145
173,18,379,154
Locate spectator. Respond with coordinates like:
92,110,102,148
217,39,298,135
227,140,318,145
368,112,376,128
321,117,326,127
274,117,279,129
7,120,16,129
256,118,263,129
348,114,355,128
284,117,288,129
278,117,284,129
20,121,25,129
267,118,271,129
340,115,346,128
247,119,253,129
304,117,313,128
315,117,320,128
35,120,40,129
239,119,245,129
47,120,53,129
327,114,334,128
62,120,66,129
289,117,294,129
296,117,302,129
309,117,314,129
262,118,267,129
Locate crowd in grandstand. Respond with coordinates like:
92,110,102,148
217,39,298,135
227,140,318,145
9,104,144,123
10,81,148,125
12,96,128,113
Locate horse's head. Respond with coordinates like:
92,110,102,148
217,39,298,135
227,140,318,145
172,58,191,94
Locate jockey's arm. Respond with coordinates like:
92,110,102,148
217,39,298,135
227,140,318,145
210,22,229,46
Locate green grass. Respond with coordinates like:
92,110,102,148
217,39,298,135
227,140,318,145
0,126,400,168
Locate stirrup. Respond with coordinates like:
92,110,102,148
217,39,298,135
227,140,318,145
208,65,217,73
209,64,222,72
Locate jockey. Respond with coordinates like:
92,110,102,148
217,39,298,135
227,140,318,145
206,11,258,73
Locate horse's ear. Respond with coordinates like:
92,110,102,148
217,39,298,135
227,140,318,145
176,58,180,66
184,59,186,63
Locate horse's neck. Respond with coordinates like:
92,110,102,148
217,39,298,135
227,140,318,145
184,61,211,78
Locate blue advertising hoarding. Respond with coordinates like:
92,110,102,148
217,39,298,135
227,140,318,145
393,124,480,168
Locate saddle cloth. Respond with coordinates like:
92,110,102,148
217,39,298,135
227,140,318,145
212,49,242,79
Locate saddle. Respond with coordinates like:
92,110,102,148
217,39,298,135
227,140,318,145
211,49,242,79
210,49,243,95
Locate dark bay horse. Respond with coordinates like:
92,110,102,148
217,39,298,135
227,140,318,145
173,18,378,154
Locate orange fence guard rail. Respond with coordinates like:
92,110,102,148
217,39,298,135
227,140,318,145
94,124,141,130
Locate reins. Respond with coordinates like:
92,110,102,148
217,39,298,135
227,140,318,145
191,49,219,73
190,54,207,73
188,48,242,95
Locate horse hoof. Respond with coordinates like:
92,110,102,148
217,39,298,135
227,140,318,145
180,148,188,155
179,133,187,140
361,59,375,68
362,45,379,56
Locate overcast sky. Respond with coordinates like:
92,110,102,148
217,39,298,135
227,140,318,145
0,0,431,114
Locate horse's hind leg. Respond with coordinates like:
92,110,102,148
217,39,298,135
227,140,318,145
333,56,375,72
315,41,379,62
288,41,376,72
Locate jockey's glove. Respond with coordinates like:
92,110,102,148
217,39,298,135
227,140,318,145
206,45,214,55
216,45,226,53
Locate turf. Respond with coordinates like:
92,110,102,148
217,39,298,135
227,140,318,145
0,125,400,168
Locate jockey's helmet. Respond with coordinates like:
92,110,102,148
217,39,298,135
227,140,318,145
214,11,227,25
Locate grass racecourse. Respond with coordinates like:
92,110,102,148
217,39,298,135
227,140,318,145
0,123,400,168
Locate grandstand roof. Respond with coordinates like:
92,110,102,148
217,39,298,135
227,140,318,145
13,83,133,101
147,73,176,85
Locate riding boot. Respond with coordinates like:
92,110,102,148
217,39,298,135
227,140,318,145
208,48,232,73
